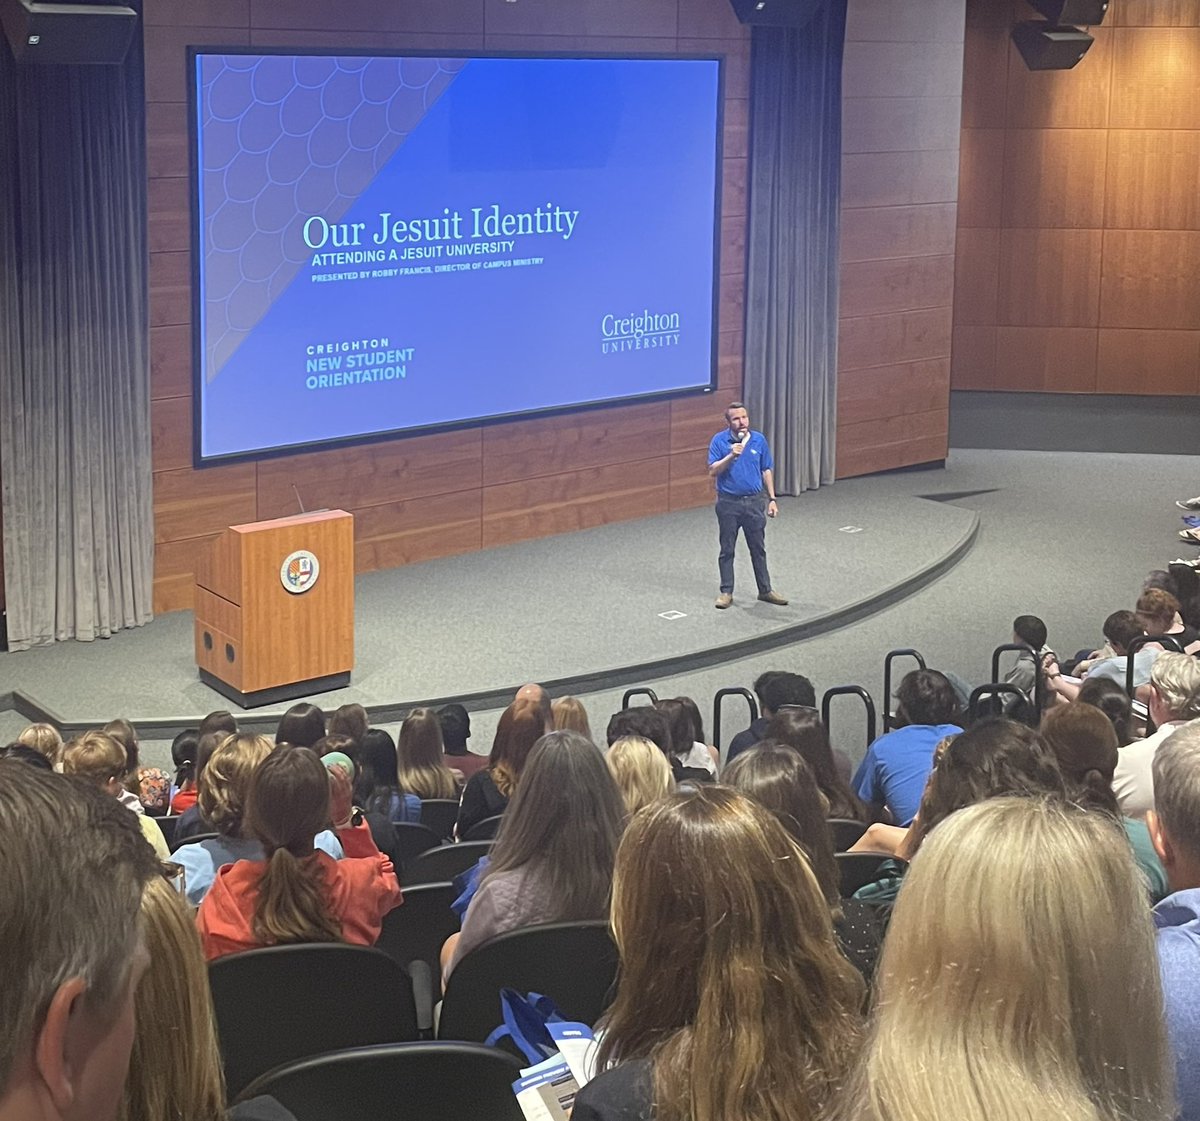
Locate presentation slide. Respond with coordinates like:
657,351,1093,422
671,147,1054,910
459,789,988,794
190,52,723,462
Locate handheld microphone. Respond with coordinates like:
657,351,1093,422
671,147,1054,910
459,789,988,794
734,431,747,445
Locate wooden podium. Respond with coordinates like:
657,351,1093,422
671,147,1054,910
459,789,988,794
194,510,354,708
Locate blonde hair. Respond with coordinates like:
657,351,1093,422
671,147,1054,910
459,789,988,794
120,876,225,1121
396,708,458,799
551,696,592,740
62,730,126,787
1150,651,1200,719
197,733,272,837
841,797,1174,1121
599,787,863,1121
606,736,672,816
16,722,63,765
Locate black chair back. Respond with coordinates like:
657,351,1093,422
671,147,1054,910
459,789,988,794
392,822,443,868
882,648,926,730
209,943,419,1099
155,815,180,850
439,920,618,1044
836,852,896,898
402,840,493,887
420,799,460,841
712,686,758,759
827,818,867,852
236,1042,524,1121
463,813,504,842
375,882,461,997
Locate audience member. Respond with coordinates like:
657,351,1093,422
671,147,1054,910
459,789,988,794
1040,702,1167,901
15,721,62,767
606,736,674,817
765,706,864,820
725,670,818,764
853,669,962,826
573,787,863,1121
312,735,401,866
1049,610,1163,700
173,732,230,841
605,705,672,757
444,731,625,978
327,702,369,744
122,877,294,1121
198,710,238,738
655,698,717,782
62,732,170,860
1002,614,1053,704
1114,652,1200,819
173,734,343,906
169,730,201,814
457,698,545,838
1077,676,1136,745
836,797,1174,1121
196,746,401,960
551,695,593,741
725,744,881,980
355,728,420,823
1148,724,1200,1121
274,702,326,748
104,718,170,815
437,703,487,779
1138,588,1200,655
514,683,554,732
0,763,160,1121
396,708,460,799
675,695,721,773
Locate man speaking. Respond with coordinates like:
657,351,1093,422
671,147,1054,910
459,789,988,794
707,401,788,610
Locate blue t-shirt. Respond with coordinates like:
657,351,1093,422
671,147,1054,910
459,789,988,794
708,429,774,497
1155,888,1200,1121
853,723,962,827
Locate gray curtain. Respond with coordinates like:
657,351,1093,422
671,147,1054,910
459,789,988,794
0,25,155,649
743,1,847,495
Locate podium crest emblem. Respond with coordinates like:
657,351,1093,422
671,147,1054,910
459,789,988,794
280,549,320,594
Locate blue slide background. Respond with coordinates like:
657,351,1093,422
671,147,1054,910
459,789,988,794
194,54,721,461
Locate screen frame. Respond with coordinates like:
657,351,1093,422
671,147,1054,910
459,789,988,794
186,46,725,468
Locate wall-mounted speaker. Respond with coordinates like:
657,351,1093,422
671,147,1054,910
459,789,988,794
1,0,137,64
1011,20,1094,70
1027,0,1108,24
728,0,825,28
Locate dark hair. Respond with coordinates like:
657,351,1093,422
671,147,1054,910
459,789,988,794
906,718,1066,856
194,731,226,789
103,718,140,779
1039,704,1120,818
356,729,401,817
1012,614,1047,650
198,710,238,738
312,733,359,766
676,697,706,745
1169,563,1200,629
764,707,864,821
653,699,696,761
489,700,545,799
724,744,840,909
171,730,200,788
606,706,672,756
275,703,326,749
0,743,53,770
1102,610,1142,653
484,732,625,922
437,703,471,753
327,704,368,745
245,746,341,946
895,669,961,727
1076,677,1135,746
757,672,817,715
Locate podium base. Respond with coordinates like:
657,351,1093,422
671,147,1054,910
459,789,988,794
199,669,352,710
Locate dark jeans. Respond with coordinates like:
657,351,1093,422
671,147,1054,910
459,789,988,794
716,492,771,595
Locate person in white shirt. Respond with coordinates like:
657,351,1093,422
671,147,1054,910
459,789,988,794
1114,652,1200,820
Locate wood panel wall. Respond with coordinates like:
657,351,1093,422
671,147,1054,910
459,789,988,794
834,0,965,478
145,0,749,612
953,0,1200,394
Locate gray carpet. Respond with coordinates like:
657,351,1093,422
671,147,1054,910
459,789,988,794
3,448,1196,773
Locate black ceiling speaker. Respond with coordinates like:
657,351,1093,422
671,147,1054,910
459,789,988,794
1,0,137,63
1011,20,1094,70
728,0,826,28
1028,0,1108,24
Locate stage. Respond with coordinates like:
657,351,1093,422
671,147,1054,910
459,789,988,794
0,472,976,736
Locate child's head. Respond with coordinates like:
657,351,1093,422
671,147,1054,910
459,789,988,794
62,731,127,797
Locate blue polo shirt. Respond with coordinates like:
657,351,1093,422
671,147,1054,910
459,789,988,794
708,429,774,497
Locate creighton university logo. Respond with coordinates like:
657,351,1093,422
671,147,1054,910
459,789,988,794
280,550,319,594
